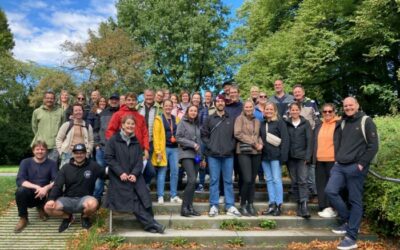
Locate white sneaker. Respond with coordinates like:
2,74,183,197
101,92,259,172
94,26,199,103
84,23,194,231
318,207,337,218
226,206,242,217
219,196,225,204
158,196,164,204
209,205,219,217
170,196,182,204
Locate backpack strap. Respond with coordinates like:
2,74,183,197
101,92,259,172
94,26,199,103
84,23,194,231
360,115,369,143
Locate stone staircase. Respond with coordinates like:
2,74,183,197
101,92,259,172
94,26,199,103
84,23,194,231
109,180,378,248
0,207,80,250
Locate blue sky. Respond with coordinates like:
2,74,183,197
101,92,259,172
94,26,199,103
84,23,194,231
0,0,243,66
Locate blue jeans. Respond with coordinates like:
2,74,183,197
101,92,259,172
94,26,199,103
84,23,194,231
208,156,234,209
262,160,283,205
47,149,59,163
143,142,156,184
156,147,179,198
93,147,106,200
60,152,72,169
325,163,368,240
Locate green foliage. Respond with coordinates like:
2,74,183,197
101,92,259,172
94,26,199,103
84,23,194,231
101,235,125,249
0,9,14,52
233,0,400,115
0,166,18,173
219,219,250,231
0,177,15,214
259,219,277,229
168,237,188,247
227,237,245,247
62,21,148,96
117,0,232,92
364,116,400,237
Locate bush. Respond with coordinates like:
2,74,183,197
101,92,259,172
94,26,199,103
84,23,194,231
364,115,400,237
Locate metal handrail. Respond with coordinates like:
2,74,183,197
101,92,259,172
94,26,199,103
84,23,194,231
369,167,400,183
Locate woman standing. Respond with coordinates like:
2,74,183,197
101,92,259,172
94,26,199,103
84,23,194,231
176,105,202,217
313,103,340,218
260,102,289,216
152,100,182,204
104,115,165,233
234,100,263,216
285,102,312,218
253,92,268,121
173,91,191,119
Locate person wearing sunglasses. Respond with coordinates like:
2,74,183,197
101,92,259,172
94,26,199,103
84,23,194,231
312,103,340,218
253,92,268,121
64,92,90,122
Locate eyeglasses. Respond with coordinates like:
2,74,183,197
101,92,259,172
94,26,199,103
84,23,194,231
77,97,85,100
323,110,333,114
259,96,267,98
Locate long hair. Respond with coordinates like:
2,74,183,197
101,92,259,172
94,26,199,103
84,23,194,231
265,102,278,121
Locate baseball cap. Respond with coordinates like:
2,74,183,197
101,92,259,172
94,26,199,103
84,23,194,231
72,143,87,153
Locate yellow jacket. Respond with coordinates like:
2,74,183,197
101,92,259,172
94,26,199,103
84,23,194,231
151,115,180,167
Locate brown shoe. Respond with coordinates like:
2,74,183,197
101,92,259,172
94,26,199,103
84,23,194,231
37,207,48,221
14,217,28,233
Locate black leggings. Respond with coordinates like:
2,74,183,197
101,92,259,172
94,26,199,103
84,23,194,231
181,159,199,207
316,161,334,209
238,154,262,205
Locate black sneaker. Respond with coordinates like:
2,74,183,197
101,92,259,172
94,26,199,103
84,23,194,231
332,223,347,235
59,214,74,233
81,216,92,229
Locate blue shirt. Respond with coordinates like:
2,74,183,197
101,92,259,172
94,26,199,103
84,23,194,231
16,158,58,187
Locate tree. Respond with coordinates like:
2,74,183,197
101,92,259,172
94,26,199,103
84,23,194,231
0,9,14,52
117,0,232,92
62,21,148,96
233,0,400,115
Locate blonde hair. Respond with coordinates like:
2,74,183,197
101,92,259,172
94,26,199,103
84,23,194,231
265,102,278,121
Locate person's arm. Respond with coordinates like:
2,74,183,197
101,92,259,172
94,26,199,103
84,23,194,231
104,137,125,177
130,145,144,177
279,120,290,162
55,122,68,154
234,116,256,146
47,168,66,201
31,110,38,134
87,124,94,156
200,116,211,146
105,113,120,140
152,117,163,156
93,114,101,147
305,121,313,162
176,122,196,149
358,118,379,167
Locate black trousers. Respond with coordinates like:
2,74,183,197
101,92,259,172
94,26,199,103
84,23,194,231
133,202,158,231
182,159,199,207
15,187,46,218
287,158,309,202
238,154,262,205
316,161,334,210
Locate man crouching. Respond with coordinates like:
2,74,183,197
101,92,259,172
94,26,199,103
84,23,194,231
45,144,106,232
14,141,58,233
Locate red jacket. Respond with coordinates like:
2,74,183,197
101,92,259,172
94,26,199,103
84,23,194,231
105,105,149,151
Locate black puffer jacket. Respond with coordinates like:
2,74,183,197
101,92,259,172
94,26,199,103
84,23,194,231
285,116,312,161
259,118,289,162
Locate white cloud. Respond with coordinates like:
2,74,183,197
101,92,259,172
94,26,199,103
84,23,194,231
21,0,48,10
6,1,117,65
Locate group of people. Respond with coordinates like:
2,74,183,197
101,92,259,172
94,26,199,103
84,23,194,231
16,79,378,250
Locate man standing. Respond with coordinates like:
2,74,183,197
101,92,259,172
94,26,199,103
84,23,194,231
56,103,94,168
14,141,58,233
93,93,120,201
90,90,100,107
326,97,378,250
225,85,243,120
106,92,149,159
269,79,294,118
45,144,105,232
201,95,241,217
136,89,163,184
31,91,64,162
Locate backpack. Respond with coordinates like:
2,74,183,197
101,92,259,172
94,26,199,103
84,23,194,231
65,121,90,135
341,116,379,165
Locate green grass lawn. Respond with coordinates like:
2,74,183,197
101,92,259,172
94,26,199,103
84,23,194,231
0,177,16,214
0,165,18,173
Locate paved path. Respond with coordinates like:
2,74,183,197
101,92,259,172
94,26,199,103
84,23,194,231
0,206,80,250
0,173,17,177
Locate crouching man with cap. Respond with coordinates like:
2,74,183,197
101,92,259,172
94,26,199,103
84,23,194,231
44,144,106,232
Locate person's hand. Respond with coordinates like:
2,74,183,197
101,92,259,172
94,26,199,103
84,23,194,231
200,160,207,168
157,153,162,163
120,173,129,181
143,150,149,160
194,143,200,152
128,174,137,183
358,164,364,171
256,143,263,151
45,200,55,209
35,186,48,199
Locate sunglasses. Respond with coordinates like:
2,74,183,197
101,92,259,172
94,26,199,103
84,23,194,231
77,98,85,101
259,96,267,98
323,110,333,114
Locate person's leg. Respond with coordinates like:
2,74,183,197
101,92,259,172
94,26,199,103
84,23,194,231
345,163,368,241
47,148,59,163
167,148,179,198
287,159,299,202
80,196,99,217
315,161,326,210
248,155,261,204
156,167,167,198
94,147,106,201
60,152,72,169
182,159,196,207
262,160,274,203
15,187,36,219
221,157,234,209
45,199,71,218
144,142,156,184
307,163,317,195
325,163,348,223
237,154,252,205
297,160,309,203
208,156,221,207
270,160,283,205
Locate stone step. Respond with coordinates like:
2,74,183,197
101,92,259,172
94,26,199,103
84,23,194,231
116,228,378,245
151,202,319,215
112,214,339,231
150,191,298,202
